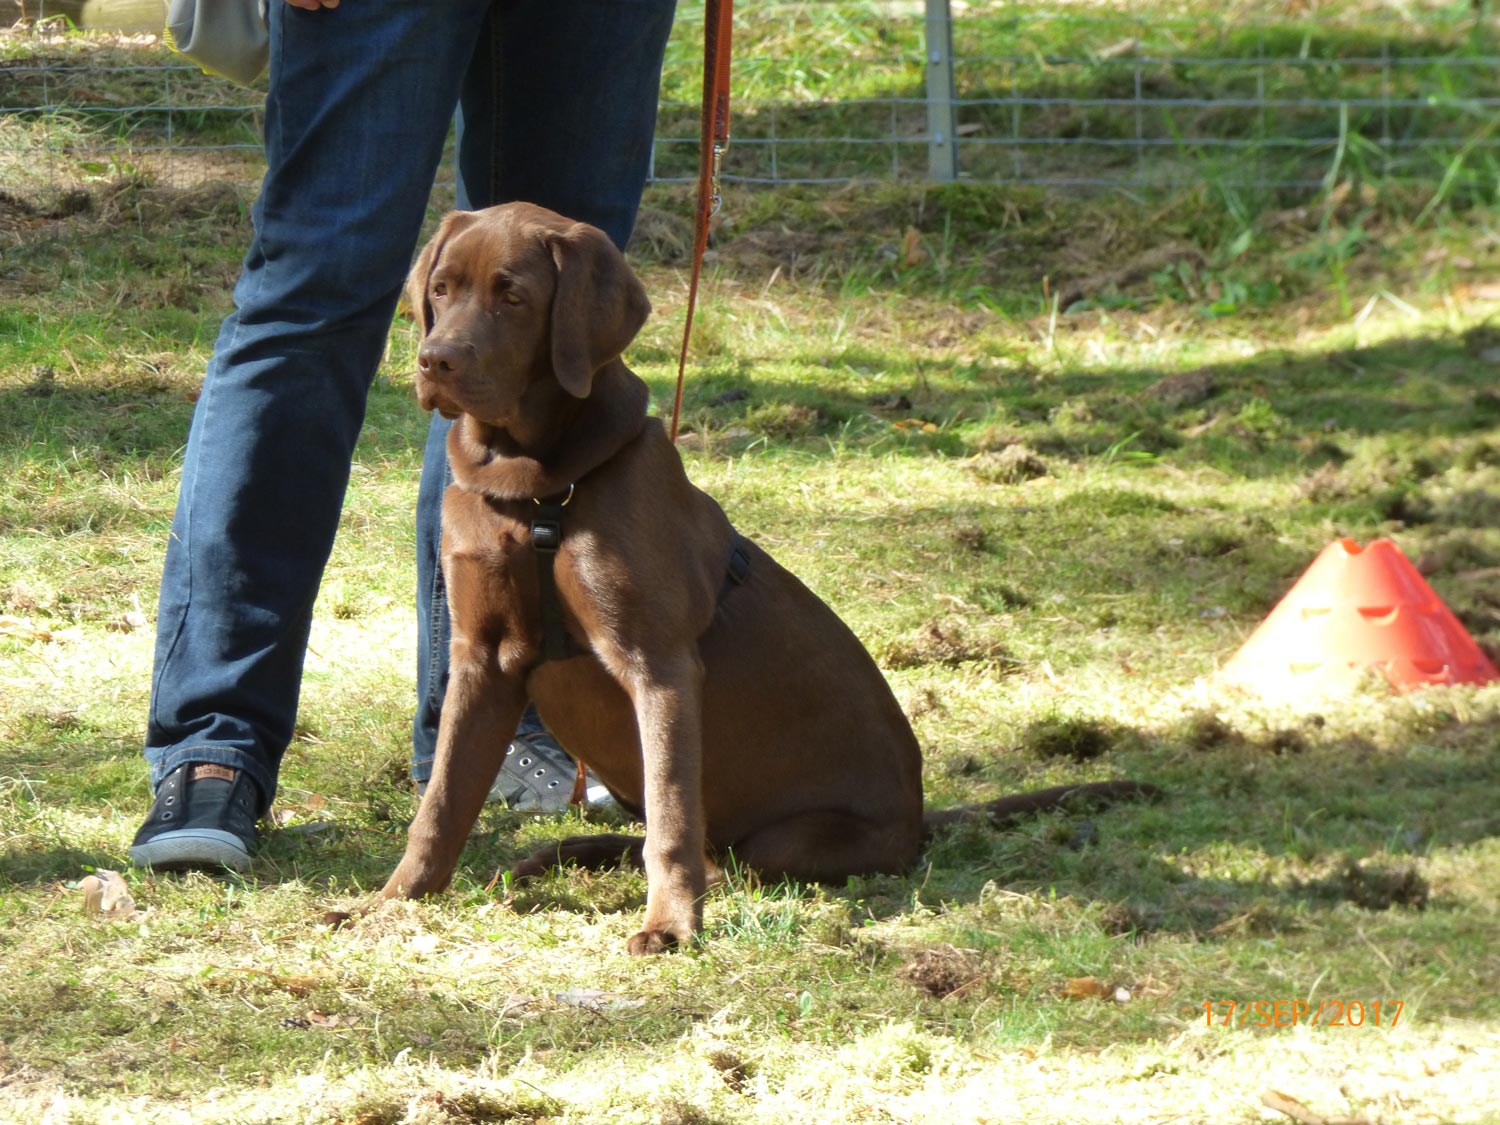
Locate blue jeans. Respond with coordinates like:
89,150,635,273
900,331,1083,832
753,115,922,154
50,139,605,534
145,0,675,808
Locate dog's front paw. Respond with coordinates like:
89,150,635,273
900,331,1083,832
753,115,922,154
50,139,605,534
626,926,689,956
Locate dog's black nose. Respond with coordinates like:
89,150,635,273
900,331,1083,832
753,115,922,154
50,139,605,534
417,340,469,380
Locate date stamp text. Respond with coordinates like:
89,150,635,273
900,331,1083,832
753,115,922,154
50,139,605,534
1202,1000,1403,1028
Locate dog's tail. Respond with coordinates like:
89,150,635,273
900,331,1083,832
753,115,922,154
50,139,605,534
921,780,1162,836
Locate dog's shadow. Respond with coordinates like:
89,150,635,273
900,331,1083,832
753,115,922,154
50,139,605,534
12,715,1489,948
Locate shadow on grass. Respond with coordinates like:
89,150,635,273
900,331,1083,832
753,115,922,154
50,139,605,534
2,315,1497,466
201,709,1490,940
649,321,1500,472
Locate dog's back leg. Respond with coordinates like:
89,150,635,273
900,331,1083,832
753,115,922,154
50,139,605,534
505,807,923,888
726,809,923,883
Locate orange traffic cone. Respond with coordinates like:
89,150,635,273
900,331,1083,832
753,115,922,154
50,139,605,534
1220,537,1499,696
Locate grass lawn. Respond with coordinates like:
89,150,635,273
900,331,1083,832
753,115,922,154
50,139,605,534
4,9,1500,1125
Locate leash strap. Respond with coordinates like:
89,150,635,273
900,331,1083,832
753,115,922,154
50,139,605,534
568,761,588,806
671,0,734,445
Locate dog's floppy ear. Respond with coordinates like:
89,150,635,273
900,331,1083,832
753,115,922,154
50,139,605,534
404,210,477,336
546,222,651,398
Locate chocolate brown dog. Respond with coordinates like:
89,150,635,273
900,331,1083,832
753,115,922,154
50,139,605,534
378,202,1155,954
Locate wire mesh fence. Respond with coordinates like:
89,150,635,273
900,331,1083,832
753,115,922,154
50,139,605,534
3,1,1498,206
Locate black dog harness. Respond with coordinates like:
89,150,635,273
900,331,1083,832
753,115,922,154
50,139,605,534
530,485,751,665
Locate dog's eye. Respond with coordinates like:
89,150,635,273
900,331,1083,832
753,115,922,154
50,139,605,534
503,292,524,306
431,281,448,299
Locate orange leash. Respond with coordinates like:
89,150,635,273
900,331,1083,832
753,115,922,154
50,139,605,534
669,0,734,445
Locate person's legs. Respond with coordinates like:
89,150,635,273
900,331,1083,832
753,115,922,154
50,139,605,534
137,0,491,867
411,0,677,788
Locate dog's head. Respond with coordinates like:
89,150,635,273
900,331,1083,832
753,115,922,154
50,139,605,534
405,203,650,424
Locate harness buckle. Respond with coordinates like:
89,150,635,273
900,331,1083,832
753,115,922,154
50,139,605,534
531,519,562,553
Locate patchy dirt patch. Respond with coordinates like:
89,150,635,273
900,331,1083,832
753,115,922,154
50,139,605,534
967,444,1049,484
952,524,987,552
95,178,249,227
1178,711,1247,752
1145,368,1217,409
743,401,826,438
626,205,692,264
703,1046,754,1093
1055,240,1208,309
879,618,1012,670
1301,860,1432,912
898,944,988,999
1021,715,1119,762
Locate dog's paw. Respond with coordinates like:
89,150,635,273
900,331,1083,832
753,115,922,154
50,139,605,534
625,927,685,956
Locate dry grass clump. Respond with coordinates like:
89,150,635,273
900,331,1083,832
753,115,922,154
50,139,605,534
966,443,1050,484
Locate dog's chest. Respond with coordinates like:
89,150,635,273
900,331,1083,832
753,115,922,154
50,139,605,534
441,489,602,666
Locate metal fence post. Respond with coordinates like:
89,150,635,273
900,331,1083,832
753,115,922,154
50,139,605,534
924,0,958,181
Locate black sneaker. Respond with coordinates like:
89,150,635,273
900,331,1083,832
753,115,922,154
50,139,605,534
129,763,259,873
417,730,611,811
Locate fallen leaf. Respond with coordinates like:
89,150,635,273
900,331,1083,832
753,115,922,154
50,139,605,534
1060,977,1110,1000
80,870,137,920
1261,1090,1326,1125
0,615,53,643
272,792,332,827
259,971,318,997
305,1010,353,1029
204,966,321,1002
901,226,928,269
1260,1090,1374,1125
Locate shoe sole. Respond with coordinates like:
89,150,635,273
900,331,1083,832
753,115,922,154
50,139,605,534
130,828,252,873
